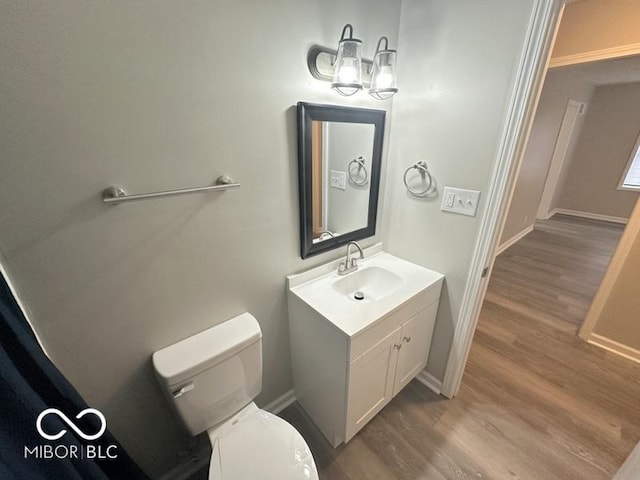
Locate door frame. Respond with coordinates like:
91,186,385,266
440,0,565,398
578,198,640,350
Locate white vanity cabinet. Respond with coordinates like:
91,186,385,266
344,290,439,442
287,249,443,447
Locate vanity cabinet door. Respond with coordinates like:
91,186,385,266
393,302,438,396
345,327,402,442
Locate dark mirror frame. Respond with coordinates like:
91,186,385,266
297,102,386,258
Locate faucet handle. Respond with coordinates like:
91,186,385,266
350,258,358,268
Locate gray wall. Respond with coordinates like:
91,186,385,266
501,68,594,244
382,0,541,381
557,82,640,218
326,122,373,235
0,1,399,477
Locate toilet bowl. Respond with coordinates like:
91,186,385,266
208,403,316,480
152,312,318,480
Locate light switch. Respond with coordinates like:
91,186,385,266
445,191,455,208
441,187,481,217
330,170,347,190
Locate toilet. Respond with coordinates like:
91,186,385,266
152,312,318,480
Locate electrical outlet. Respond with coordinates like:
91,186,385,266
330,170,347,190
440,187,481,217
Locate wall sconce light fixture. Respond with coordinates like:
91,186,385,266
308,24,398,100
331,24,363,96
369,37,398,100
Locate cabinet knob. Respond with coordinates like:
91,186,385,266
403,336,411,343
394,343,402,350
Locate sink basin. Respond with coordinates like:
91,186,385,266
287,246,444,337
332,266,404,303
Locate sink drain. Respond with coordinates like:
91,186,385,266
353,291,365,301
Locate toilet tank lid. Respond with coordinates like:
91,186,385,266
152,312,261,386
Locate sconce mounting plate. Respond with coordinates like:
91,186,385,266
307,45,373,87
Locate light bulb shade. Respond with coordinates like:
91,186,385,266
369,37,398,100
331,25,363,96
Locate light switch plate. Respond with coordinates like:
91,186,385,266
330,170,347,190
441,187,481,217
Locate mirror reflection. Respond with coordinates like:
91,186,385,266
297,102,385,258
310,121,374,243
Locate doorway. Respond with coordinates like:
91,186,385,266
452,55,640,479
496,55,640,341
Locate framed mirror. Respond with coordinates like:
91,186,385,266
297,102,385,258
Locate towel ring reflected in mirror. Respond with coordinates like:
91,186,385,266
403,161,434,197
348,156,369,186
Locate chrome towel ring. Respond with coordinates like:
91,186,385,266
403,161,433,197
348,156,369,186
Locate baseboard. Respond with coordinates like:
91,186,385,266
496,225,534,255
587,333,640,365
158,390,297,480
415,369,443,396
552,208,628,224
261,388,296,414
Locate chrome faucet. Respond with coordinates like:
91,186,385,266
337,241,364,276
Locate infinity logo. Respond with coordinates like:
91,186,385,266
36,408,107,441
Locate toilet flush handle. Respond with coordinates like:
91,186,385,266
172,382,195,399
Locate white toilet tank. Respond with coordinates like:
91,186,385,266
152,313,262,436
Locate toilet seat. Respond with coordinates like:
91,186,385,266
208,404,318,480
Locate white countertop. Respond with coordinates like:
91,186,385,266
287,249,444,337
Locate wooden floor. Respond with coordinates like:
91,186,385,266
278,215,640,480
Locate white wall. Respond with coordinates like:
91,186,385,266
383,0,541,381
500,68,595,243
0,1,399,477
